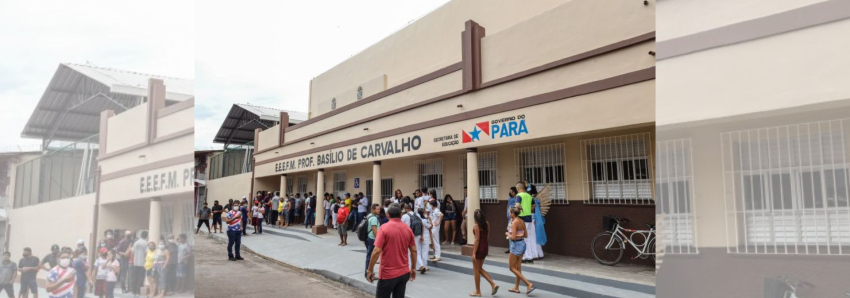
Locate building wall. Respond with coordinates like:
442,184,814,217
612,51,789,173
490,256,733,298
106,104,147,154
257,125,279,152
308,0,571,119
156,107,194,137
206,172,252,203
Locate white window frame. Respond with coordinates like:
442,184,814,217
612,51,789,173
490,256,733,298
656,138,699,254
460,151,498,204
366,177,394,201
297,175,308,195
285,177,293,195
721,119,850,255
581,133,654,205
515,143,568,204
415,158,444,199
333,171,347,198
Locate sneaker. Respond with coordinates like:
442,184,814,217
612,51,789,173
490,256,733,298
235,257,244,260
429,256,436,260
433,257,441,262
228,257,235,261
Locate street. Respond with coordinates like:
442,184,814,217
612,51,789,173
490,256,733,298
194,232,371,298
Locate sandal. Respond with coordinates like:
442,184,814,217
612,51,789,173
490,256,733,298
508,289,520,294
469,293,482,297
492,285,500,296
526,286,536,295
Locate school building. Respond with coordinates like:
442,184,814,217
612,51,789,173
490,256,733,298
5,63,195,281
655,0,850,296
205,0,657,263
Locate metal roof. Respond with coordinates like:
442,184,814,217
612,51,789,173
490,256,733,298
21,63,194,143
213,103,307,146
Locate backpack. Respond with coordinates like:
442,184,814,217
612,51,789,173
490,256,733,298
408,213,423,236
357,214,376,242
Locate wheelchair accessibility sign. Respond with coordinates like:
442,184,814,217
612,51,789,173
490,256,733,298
354,178,360,188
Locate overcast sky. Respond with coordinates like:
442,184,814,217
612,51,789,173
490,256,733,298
195,0,450,149
0,0,194,151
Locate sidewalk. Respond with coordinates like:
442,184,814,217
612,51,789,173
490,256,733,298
205,224,656,298
8,284,194,298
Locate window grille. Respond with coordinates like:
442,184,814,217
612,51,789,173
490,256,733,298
460,152,498,204
515,144,568,204
656,138,699,254
286,177,293,195
415,158,443,199
581,133,654,204
297,175,308,195
721,119,850,255
366,178,394,201
333,172,347,198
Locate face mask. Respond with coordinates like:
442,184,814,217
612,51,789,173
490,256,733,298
158,244,165,249
100,243,106,247
106,234,113,239
59,258,71,268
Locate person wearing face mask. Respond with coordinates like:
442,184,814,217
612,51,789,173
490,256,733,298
164,235,178,294
72,248,93,298
76,239,87,252
153,241,170,298
175,234,191,293
92,248,109,298
40,244,60,272
225,201,244,261
45,251,76,298
103,230,116,251
131,230,149,297
116,231,133,294
102,250,120,298
0,251,17,298
144,242,158,298
18,247,40,298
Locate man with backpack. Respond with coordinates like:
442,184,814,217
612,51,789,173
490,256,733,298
401,203,424,271
360,204,381,272
336,201,350,246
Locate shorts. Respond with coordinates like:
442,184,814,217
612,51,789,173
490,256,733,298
252,218,259,226
19,278,37,294
445,213,457,221
213,216,222,225
338,222,348,235
146,268,156,277
510,239,527,256
94,279,106,296
177,263,188,277
197,219,210,228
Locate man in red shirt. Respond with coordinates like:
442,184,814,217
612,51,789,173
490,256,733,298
366,203,417,298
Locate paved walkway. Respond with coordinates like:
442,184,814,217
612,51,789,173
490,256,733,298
6,284,194,298
205,224,656,298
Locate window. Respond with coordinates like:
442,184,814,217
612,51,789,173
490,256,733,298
285,177,293,195
460,152,498,204
415,158,443,199
333,172,346,198
515,144,567,204
581,133,654,204
366,178,394,201
721,119,850,255
656,138,698,254
297,176,308,195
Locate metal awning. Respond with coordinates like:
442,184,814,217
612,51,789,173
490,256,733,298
21,63,194,144
213,103,307,147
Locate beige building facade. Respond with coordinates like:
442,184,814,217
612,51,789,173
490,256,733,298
236,0,657,262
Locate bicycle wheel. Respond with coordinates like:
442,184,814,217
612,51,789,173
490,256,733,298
592,231,625,266
648,238,656,262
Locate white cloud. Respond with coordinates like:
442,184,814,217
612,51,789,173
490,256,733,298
194,0,450,149
0,0,194,149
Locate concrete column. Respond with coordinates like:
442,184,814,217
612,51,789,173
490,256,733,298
462,148,479,256
372,161,381,205
313,169,327,235
149,197,162,243
280,174,287,196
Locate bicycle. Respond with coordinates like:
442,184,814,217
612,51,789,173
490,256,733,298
591,216,655,266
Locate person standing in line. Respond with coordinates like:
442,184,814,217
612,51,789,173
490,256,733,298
72,248,93,298
506,207,535,295
516,182,536,264
303,193,312,229
428,200,443,262
356,193,368,231
40,244,60,272
294,193,303,225
282,195,291,228
251,201,260,234
391,189,403,204
470,209,499,297
324,193,332,227
306,192,317,229
416,208,432,274
364,204,382,272
336,200,350,246
255,203,265,234
175,234,191,293
102,250,120,298
442,195,458,245
343,193,352,214
103,231,117,251
271,192,281,227
331,197,341,229
211,201,224,234
226,201,244,261
240,198,250,237
505,187,518,254
45,250,75,298
114,232,132,294
131,231,148,298
419,188,431,211
164,235,178,294
18,247,40,298
0,251,16,298
154,241,170,298
277,195,286,228
196,202,212,235
143,242,157,298
92,248,107,298
461,187,469,242
366,203,417,298
412,189,423,215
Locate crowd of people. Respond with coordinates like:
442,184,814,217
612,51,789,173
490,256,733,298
206,180,543,298
1,229,193,298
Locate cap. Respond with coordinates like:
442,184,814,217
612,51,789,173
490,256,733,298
345,193,351,197
76,239,84,245
242,196,247,199
99,247,108,254
51,244,60,250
